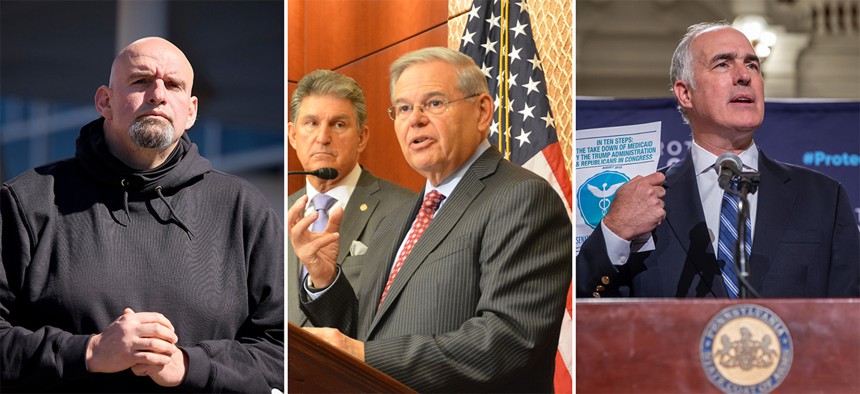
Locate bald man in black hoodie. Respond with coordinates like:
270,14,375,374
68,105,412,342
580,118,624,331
0,37,283,392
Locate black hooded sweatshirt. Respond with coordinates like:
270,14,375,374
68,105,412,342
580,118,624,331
0,119,284,392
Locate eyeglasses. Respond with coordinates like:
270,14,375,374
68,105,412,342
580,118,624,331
387,94,479,120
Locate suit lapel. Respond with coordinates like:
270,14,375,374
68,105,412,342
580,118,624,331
360,194,422,337
748,150,795,291
663,154,723,297
337,170,380,266
368,150,498,336
287,189,309,326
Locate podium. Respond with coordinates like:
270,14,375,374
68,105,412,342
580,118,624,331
577,298,860,392
287,323,415,393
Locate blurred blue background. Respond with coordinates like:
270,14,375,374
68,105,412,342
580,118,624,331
0,0,285,218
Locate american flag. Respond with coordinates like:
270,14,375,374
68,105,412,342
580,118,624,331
459,0,573,392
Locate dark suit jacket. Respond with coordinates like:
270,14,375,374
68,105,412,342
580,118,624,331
301,149,572,393
287,168,414,326
578,149,859,298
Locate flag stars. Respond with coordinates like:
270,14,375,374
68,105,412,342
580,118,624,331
486,12,501,30
467,5,481,21
523,76,541,95
494,95,515,113
518,0,531,14
541,112,555,129
508,73,519,89
518,102,535,120
490,119,499,136
461,29,476,47
515,129,532,147
511,20,529,38
480,62,494,78
528,53,542,71
481,37,498,55
509,45,523,63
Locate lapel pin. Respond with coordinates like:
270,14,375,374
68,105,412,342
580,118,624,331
360,203,368,211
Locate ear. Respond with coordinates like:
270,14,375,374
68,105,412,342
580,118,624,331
185,96,199,130
476,93,494,134
287,122,298,149
356,124,370,154
673,80,693,112
94,86,113,119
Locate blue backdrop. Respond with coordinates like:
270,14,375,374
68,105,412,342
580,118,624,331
577,98,860,226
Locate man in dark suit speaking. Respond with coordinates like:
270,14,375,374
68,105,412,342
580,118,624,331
288,47,572,392
577,21,859,298
287,70,415,327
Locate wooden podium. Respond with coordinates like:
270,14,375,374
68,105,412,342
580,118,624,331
287,323,415,393
577,298,860,393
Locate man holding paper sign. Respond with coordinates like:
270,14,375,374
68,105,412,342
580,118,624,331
577,21,859,298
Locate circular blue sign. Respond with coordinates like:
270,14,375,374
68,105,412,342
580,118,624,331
577,171,630,229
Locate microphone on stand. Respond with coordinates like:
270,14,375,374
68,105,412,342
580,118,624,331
288,167,339,180
715,153,743,190
713,152,762,299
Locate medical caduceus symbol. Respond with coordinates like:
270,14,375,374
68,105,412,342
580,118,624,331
587,182,624,215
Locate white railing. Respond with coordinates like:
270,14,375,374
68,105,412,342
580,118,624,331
795,0,860,35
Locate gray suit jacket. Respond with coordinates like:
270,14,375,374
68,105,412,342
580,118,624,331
301,149,572,392
287,168,415,327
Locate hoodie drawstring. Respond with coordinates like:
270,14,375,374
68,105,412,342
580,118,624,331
155,186,195,240
120,179,131,224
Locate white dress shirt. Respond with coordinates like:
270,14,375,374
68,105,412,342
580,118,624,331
303,164,362,220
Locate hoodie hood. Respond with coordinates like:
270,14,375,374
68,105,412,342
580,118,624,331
76,118,211,194
75,118,211,237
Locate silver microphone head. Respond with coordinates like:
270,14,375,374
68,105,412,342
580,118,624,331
716,152,743,170
715,153,743,189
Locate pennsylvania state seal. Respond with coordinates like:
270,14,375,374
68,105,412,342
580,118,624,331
700,304,793,393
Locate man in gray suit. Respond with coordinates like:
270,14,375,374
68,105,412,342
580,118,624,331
287,70,415,327
289,48,571,392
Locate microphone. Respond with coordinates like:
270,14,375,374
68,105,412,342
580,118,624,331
715,153,742,190
287,167,339,180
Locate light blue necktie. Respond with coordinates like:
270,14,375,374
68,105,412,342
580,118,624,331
301,193,337,284
310,193,337,232
717,181,751,298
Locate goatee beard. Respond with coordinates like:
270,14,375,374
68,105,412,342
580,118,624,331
129,117,175,149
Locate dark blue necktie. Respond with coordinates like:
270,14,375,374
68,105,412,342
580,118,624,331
717,180,751,298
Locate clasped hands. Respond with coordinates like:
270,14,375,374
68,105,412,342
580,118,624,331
85,308,187,387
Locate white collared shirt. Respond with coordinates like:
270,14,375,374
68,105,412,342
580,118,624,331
303,164,362,221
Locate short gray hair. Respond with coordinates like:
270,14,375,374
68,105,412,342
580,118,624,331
670,21,732,124
389,47,488,100
289,70,368,128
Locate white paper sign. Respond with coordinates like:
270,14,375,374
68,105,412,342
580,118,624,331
575,121,662,253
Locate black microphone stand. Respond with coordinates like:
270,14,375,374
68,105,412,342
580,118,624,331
731,171,760,299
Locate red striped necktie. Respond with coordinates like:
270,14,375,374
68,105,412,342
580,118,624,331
378,190,446,306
